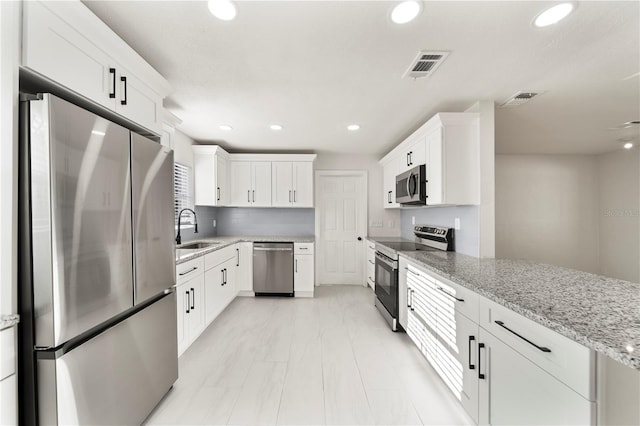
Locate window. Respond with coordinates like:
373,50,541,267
174,162,194,225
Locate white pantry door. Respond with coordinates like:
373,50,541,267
316,172,367,285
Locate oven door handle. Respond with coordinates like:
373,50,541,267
375,252,397,269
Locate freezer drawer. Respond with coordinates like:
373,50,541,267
37,292,178,425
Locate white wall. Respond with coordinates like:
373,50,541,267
496,155,600,274
315,153,401,237
598,148,640,282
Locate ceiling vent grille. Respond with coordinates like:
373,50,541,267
403,51,450,79
499,91,543,107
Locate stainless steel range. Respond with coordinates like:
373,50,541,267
374,225,454,331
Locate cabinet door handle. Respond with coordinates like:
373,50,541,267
405,267,419,277
294,190,296,202
109,68,116,98
217,187,220,201
190,288,195,310
436,286,464,302
221,269,225,286
478,342,485,379
253,190,255,202
494,320,551,353
368,260,374,264
289,190,292,203
468,336,476,370
185,290,190,314
236,248,240,267
120,76,127,105
224,268,227,284
407,287,411,308
295,259,298,273
409,151,413,165
406,152,410,166
248,190,250,203
178,266,198,276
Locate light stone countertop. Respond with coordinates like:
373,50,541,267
176,235,315,264
370,238,640,370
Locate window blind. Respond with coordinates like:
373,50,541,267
174,162,193,225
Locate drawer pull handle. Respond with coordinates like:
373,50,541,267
436,286,464,302
179,266,198,276
494,320,551,353
368,260,374,265
478,343,485,379
109,68,116,98
405,268,420,277
468,336,476,370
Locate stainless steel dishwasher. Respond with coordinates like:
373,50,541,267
253,242,294,296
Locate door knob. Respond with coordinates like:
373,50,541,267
357,237,362,241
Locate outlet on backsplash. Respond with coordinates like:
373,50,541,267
370,220,383,228
388,220,395,228
213,219,217,227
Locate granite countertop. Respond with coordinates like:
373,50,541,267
176,235,315,264
372,239,640,370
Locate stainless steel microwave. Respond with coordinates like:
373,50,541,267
396,164,426,205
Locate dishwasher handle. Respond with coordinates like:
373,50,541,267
253,247,293,252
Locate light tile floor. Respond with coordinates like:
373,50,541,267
145,285,473,425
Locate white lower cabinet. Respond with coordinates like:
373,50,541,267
176,273,205,357
204,254,238,325
365,240,376,289
400,257,596,426
478,329,595,425
237,242,254,296
294,243,314,297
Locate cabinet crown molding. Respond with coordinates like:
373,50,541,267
380,112,479,165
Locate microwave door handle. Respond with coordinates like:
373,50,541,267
406,173,412,198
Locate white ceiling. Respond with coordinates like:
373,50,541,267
83,1,640,156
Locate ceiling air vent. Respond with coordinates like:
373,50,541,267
499,91,543,108
403,51,450,79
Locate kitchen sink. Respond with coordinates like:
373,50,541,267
177,242,220,250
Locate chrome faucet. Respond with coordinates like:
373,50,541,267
176,208,198,245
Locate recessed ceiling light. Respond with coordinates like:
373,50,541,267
347,124,360,131
533,3,575,27
208,0,237,21
219,125,233,131
624,142,634,149
270,124,283,131
391,1,421,24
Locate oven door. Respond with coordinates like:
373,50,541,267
374,252,398,317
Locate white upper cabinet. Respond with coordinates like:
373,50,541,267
193,146,229,206
380,112,479,206
229,161,272,207
397,135,427,174
272,162,293,207
426,114,480,206
21,1,170,135
228,154,316,208
251,162,272,207
292,162,314,207
229,161,253,207
272,161,314,207
381,158,400,209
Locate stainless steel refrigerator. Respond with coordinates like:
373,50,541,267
19,93,178,425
